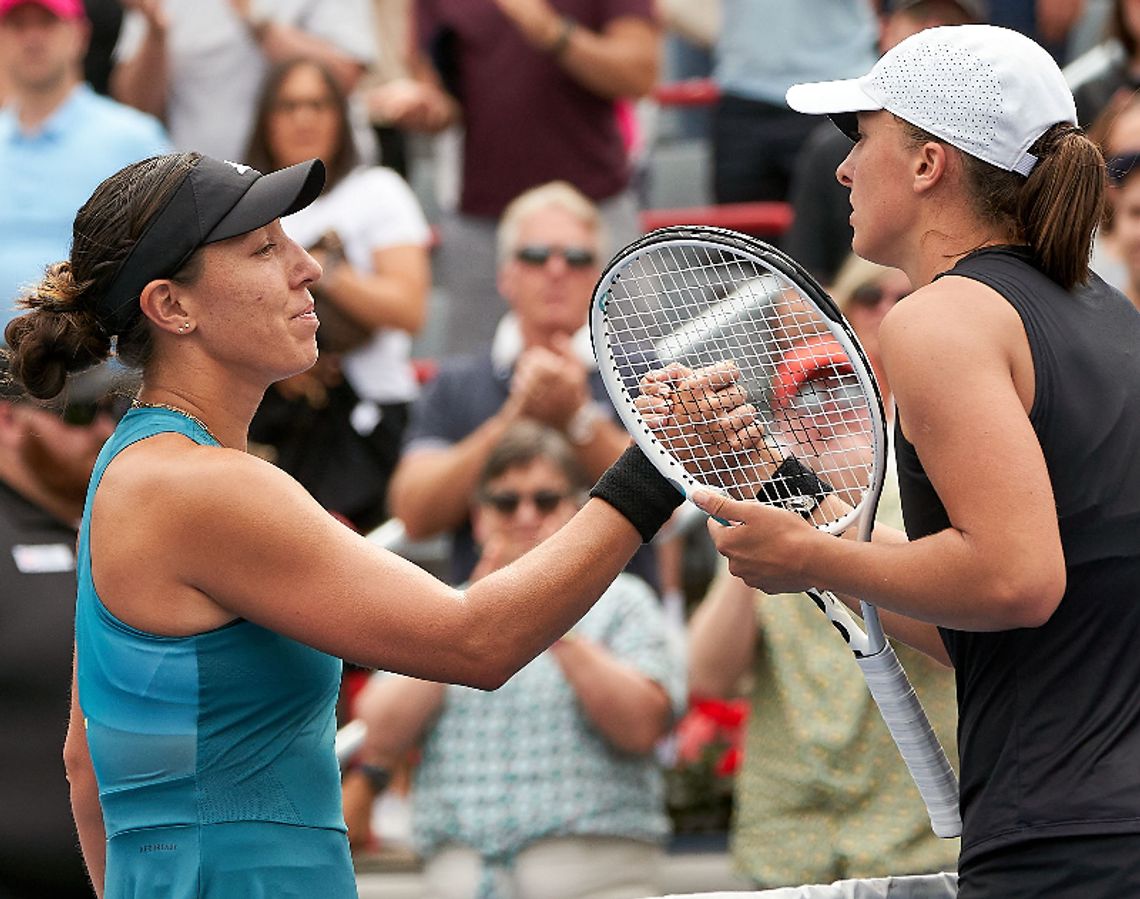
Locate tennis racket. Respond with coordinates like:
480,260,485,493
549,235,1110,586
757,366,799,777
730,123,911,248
590,225,961,838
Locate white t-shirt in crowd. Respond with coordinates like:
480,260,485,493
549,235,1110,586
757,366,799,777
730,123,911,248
282,165,432,405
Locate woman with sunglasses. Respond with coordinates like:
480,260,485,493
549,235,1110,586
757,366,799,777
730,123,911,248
2,153,681,898
243,57,432,531
347,421,684,898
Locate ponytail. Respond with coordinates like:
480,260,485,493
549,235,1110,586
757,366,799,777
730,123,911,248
1018,125,1107,288
901,120,1107,289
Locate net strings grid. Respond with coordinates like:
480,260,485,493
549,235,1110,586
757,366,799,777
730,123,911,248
600,241,876,527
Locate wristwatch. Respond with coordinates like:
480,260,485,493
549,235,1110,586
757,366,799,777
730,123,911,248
567,401,605,445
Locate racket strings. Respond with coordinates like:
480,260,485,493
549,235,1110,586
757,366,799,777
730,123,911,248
602,242,877,526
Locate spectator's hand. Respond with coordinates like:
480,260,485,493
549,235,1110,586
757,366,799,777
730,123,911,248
366,78,458,132
119,0,167,32
492,0,563,51
510,333,590,431
471,512,570,580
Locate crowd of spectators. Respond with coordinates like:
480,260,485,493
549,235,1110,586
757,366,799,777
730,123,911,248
1,1,1126,897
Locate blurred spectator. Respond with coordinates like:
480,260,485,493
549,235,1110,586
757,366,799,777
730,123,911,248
346,421,685,898
243,57,431,531
686,259,959,888
1067,0,1140,125
80,0,122,95
829,253,913,411
388,180,660,589
0,0,169,335
0,362,122,898
1104,152,1140,308
111,0,376,162
988,0,1085,62
372,0,661,355
710,0,878,206
1088,90,1140,296
784,0,986,286
359,0,414,178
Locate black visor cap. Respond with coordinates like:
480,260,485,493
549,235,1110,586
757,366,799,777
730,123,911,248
95,156,327,335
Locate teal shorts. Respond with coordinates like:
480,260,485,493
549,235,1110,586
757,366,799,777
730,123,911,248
104,821,357,898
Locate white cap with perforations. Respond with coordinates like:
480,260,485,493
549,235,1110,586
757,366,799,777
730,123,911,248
785,24,1077,177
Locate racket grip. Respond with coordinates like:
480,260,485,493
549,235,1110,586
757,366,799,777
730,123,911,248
856,645,962,838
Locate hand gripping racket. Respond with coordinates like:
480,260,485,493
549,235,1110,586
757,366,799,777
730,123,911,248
590,226,961,838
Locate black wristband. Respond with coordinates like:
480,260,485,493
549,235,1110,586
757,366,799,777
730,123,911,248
590,445,682,542
754,455,833,517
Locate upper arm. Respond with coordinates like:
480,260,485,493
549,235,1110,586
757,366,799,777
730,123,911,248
879,280,1065,617
174,454,476,677
372,245,431,298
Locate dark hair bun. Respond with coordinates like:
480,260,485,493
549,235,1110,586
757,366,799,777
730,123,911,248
3,262,112,399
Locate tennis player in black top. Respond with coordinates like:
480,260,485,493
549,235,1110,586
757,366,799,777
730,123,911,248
691,24,1140,898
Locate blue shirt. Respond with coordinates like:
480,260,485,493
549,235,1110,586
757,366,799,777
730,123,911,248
714,0,878,105
0,84,170,333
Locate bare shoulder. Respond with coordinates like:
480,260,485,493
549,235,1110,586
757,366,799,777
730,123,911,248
103,434,315,523
880,274,1024,375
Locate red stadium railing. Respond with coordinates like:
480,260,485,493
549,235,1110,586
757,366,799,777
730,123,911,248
639,201,793,238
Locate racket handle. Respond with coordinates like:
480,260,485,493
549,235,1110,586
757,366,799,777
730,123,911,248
856,645,962,838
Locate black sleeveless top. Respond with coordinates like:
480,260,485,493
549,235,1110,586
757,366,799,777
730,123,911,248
895,246,1140,864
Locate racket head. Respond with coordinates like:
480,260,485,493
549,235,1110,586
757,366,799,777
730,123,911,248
591,226,888,535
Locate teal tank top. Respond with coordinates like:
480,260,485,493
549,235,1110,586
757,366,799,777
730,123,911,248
75,407,345,839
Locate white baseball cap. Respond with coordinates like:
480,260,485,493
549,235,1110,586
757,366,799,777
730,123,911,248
785,24,1076,177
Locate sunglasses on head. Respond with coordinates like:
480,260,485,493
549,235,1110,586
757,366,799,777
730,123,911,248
480,489,571,516
515,245,597,269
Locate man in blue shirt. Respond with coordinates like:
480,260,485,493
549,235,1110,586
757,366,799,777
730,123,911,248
0,0,169,336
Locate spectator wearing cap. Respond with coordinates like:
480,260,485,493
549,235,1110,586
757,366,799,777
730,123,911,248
0,0,170,336
0,362,124,898
783,0,986,287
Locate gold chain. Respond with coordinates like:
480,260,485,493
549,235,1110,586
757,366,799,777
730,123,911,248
131,401,222,445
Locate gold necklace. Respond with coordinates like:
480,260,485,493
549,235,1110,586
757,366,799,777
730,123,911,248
131,400,222,445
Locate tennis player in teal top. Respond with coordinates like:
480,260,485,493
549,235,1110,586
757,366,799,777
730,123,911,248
2,153,683,897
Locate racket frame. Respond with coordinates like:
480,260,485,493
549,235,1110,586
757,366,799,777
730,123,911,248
591,225,960,838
